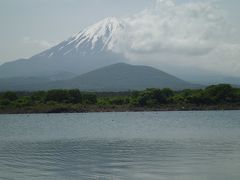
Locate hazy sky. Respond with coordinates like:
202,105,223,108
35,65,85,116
0,0,154,63
0,0,240,75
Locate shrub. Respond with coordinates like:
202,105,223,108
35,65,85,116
82,93,97,104
45,89,82,104
1,92,18,101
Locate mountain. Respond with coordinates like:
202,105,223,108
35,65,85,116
46,72,76,81
0,63,199,91
165,66,240,85
1,16,238,86
52,63,199,91
0,17,126,78
0,72,77,91
0,77,51,91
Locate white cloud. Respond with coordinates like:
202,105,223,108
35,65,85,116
112,0,240,76
23,37,53,48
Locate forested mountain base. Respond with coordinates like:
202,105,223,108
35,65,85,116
0,84,240,114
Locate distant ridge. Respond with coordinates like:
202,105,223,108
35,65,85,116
58,63,199,91
0,63,199,91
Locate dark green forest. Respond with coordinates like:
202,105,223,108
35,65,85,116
0,84,240,113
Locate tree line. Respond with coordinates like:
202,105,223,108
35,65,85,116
0,84,240,112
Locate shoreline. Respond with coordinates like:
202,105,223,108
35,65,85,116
1,104,240,114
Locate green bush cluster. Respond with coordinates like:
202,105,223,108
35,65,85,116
0,89,84,108
45,89,82,104
130,88,174,107
177,84,240,105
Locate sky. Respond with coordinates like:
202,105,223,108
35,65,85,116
0,0,240,76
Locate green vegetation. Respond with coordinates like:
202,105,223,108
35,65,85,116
0,84,240,114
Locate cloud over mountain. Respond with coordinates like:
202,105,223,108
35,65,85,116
23,37,54,48
111,0,240,76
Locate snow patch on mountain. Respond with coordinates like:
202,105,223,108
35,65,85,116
72,17,124,50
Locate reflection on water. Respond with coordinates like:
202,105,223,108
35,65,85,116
0,111,240,180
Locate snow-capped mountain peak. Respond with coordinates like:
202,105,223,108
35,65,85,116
37,17,125,58
72,17,123,50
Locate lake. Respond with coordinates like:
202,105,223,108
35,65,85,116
0,111,240,180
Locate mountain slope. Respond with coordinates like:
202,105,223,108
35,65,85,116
0,63,198,91
0,72,76,91
0,17,126,78
45,63,198,91
0,77,51,91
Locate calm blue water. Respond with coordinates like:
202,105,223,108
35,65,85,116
0,111,240,180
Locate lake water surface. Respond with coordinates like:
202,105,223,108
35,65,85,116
0,111,240,180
